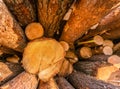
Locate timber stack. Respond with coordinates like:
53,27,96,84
1,0,120,89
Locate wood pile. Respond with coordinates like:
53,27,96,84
1,0,120,89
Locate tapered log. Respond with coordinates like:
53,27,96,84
38,0,74,37
0,0,27,52
3,0,36,27
74,61,119,81
56,77,75,89
0,62,23,86
0,72,38,89
0,46,21,55
60,0,120,46
67,71,120,89
78,4,120,42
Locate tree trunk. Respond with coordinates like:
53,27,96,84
67,71,120,89
0,61,23,86
0,72,38,89
78,4,120,42
37,0,74,37
0,0,27,52
3,0,36,27
74,61,119,81
56,77,75,89
60,0,120,46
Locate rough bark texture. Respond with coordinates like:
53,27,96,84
60,0,120,46
67,71,120,89
3,0,36,27
0,0,27,52
0,62,23,86
56,77,75,89
74,61,118,76
85,54,110,61
38,0,74,37
102,27,120,40
0,72,38,89
78,4,120,42
0,46,21,55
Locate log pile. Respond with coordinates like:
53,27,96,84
1,0,120,89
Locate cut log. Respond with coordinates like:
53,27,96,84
74,61,119,81
25,22,44,40
0,62,23,86
67,71,120,89
0,0,27,52
0,72,38,89
38,0,74,37
56,77,75,89
60,0,119,47
22,38,65,82
3,0,36,27
107,70,120,86
6,55,20,63
78,4,120,42
38,78,58,89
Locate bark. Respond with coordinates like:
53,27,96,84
87,54,110,61
0,0,27,52
0,62,23,86
102,27,120,40
67,71,120,89
60,0,120,46
0,46,21,55
0,72,38,89
38,0,74,37
3,0,36,27
74,61,119,81
78,4,120,42
56,77,75,89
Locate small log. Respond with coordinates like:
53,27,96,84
38,0,74,37
38,78,58,89
25,22,44,40
3,0,36,27
74,61,119,81
0,0,27,52
0,72,38,89
56,77,75,89
60,0,119,46
0,62,23,85
67,71,120,89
